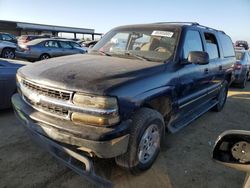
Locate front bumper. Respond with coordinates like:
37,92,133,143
22,123,113,187
12,93,130,158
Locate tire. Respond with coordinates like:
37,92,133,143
239,75,247,89
39,53,50,60
115,108,164,174
212,80,228,112
1,48,15,59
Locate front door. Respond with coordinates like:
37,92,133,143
176,29,209,118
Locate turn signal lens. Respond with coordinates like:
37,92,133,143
71,112,120,126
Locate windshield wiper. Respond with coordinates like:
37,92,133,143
125,52,152,61
92,50,112,56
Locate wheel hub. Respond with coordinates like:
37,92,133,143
138,124,160,164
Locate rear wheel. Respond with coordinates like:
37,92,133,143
1,48,15,59
115,108,164,173
212,80,228,112
39,53,50,60
239,75,247,89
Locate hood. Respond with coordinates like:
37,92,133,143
18,54,165,95
0,58,28,67
0,40,17,48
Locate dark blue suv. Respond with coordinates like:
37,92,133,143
12,22,235,185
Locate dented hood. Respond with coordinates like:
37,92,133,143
18,54,165,95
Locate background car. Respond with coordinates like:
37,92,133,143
0,58,27,109
18,35,50,44
235,40,249,50
16,38,87,61
232,50,250,88
80,40,98,49
0,32,17,44
0,40,17,59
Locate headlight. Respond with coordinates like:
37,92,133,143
16,74,22,83
73,93,118,109
71,112,119,126
72,93,119,126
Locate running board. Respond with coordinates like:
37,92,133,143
168,99,218,133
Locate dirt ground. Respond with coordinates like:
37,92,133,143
1,83,250,188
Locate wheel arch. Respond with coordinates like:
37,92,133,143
1,47,16,56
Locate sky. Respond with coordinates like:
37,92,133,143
0,0,249,42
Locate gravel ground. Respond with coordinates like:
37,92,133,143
1,83,250,188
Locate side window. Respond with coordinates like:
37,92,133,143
44,41,59,48
246,52,250,61
218,33,235,58
183,30,203,59
204,33,219,60
2,34,13,41
59,41,73,49
70,42,81,48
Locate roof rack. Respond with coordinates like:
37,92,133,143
154,22,199,25
154,22,225,34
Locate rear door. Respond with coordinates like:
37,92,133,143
0,64,17,108
201,31,222,99
43,40,61,57
0,64,5,106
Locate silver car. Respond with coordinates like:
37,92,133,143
0,40,17,59
16,38,87,61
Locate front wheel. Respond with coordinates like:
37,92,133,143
212,80,228,112
39,54,50,60
115,108,164,173
1,48,15,59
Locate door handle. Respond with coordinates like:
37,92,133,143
204,68,209,74
219,65,223,71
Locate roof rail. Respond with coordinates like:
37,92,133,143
154,22,199,25
154,22,226,34
195,24,225,34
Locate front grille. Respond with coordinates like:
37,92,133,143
20,79,73,119
22,80,71,101
24,96,69,117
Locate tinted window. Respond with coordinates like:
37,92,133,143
70,42,81,48
59,41,72,49
204,33,219,60
218,33,235,57
183,30,203,59
235,52,244,61
44,41,59,48
2,34,13,41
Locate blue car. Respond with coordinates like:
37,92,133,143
233,50,250,88
0,58,27,109
16,38,87,62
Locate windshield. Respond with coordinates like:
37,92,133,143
90,28,179,62
235,51,243,60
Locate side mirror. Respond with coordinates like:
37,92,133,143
188,51,209,65
212,130,250,173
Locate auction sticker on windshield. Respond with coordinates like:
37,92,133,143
151,30,174,37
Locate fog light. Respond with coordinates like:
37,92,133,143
71,112,120,126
